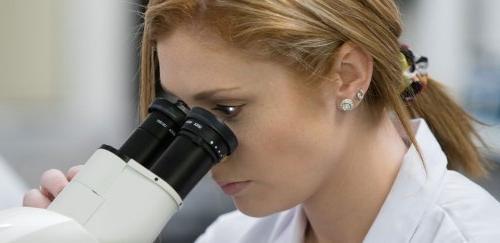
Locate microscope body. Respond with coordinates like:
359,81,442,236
0,147,182,243
0,100,238,243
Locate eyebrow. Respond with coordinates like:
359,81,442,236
163,86,241,101
193,87,242,101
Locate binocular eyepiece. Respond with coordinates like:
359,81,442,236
112,98,238,199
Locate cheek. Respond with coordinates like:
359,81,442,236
246,104,338,178
230,109,340,216
256,117,338,186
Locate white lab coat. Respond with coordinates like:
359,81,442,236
194,118,500,243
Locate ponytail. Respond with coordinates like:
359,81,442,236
405,78,494,178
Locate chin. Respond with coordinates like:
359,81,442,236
232,196,298,218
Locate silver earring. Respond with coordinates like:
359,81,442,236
356,89,364,101
339,98,354,111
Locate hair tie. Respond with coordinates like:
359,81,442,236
399,44,429,102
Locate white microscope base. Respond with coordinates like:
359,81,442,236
0,207,98,243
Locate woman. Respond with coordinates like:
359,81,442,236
24,0,500,242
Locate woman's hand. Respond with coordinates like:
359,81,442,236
22,165,82,208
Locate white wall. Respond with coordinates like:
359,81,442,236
0,0,137,186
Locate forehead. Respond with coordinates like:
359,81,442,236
155,26,302,99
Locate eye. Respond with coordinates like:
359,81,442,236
211,104,245,119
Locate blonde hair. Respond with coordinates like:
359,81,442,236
139,0,492,178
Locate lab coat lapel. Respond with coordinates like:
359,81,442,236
269,205,307,243
363,119,448,243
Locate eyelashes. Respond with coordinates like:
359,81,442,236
211,104,245,119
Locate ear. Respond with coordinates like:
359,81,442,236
327,41,373,104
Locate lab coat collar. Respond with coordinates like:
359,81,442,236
363,118,448,242
269,204,307,243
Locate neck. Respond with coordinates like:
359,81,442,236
303,110,409,243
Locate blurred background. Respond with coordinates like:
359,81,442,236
0,0,499,242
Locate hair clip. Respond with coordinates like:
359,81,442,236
399,44,429,102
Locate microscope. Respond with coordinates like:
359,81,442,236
0,98,238,243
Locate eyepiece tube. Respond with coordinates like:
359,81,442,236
150,107,238,199
118,98,190,167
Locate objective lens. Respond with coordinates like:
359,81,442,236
118,98,190,167
150,107,238,199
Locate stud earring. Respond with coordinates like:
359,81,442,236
339,98,354,111
338,89,365,112
356,89,364,101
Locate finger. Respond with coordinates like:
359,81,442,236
66,165,82,181
39,185,53,200
40,169,69,199
23,189,51,208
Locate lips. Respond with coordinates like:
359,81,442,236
216,180,251,196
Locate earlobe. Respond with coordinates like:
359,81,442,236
337,88,365,112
